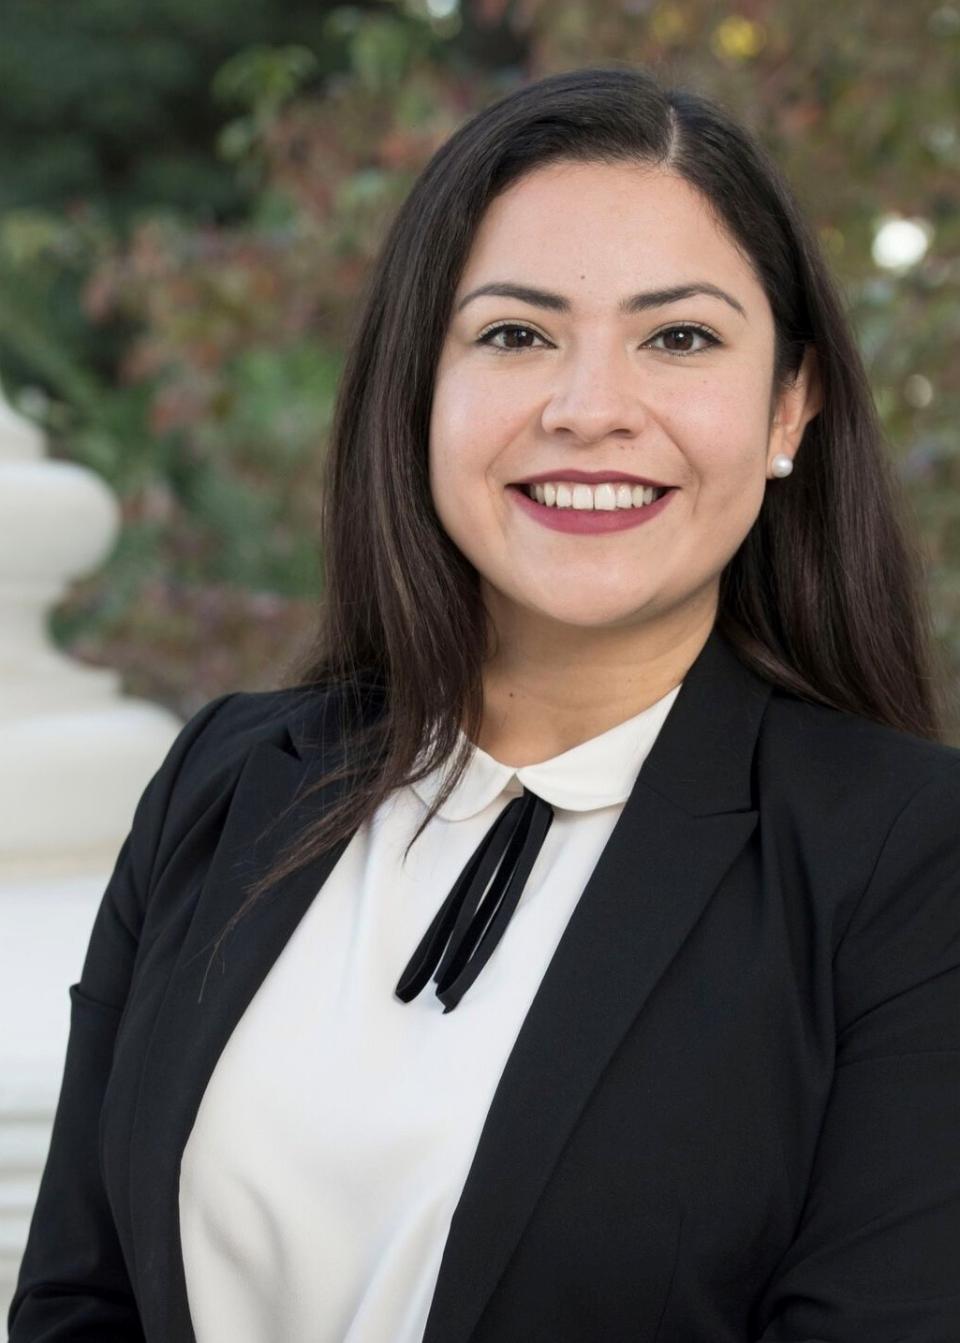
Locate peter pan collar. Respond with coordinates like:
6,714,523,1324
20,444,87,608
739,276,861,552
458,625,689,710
410,682,682,820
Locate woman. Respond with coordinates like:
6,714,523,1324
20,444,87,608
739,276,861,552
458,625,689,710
9,65,960,1343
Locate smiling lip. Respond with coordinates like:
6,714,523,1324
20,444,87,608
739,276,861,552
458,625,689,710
514,469,673,487
508,482,676,533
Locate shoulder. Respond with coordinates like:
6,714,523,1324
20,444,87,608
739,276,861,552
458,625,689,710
163,682,347,791
136,683,347,856
751,690,960,952
182,684,324,751
113,682,351,923
757,686,960,861
761,688,960,797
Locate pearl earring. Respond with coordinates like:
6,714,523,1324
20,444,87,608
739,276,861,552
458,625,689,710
770,454,793,478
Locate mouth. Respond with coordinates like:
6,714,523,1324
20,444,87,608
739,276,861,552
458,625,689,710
506,480,678,534
509,482,676,508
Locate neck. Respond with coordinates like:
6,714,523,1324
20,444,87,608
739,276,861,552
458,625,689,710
472,595,717,767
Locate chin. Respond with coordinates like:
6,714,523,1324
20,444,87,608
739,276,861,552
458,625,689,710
523,597,659,630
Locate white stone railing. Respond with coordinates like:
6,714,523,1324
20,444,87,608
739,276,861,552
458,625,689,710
0,381,182,1316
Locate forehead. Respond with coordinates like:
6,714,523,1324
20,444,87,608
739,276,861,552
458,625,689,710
457,161,763,306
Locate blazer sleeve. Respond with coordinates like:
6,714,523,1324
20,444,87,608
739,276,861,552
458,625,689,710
752,759,960,1342
7,691,238,1343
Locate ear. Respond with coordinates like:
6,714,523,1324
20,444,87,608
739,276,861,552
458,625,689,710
767,345,823,474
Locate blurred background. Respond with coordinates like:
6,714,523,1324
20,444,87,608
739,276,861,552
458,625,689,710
1,0,959,728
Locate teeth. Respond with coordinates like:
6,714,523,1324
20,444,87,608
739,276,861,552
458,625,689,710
528,481,662,510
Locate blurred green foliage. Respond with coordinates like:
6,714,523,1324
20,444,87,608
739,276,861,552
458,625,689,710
0,0,362,220
1,0,958,723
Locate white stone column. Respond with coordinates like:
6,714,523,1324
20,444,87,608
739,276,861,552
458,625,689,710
0,382,183,1318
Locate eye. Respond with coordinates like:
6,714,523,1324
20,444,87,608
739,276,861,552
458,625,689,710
475,322,549,353
646,323,720,357
474,319,722,357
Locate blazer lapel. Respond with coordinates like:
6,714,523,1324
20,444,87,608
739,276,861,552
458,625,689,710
128,701,364,1341
421,628,772,1343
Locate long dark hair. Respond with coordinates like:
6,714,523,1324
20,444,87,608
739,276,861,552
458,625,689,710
227,64,947,927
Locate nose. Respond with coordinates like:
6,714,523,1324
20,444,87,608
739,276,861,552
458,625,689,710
539,341,650,444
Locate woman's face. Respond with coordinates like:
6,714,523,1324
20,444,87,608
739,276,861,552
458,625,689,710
428,160,820,646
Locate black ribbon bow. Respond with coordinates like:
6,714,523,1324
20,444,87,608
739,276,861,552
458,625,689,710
395,786,555,1012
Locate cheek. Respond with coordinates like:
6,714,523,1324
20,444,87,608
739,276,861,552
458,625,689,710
687,375,772,478
428,388,487,546
428,380,465,512
699,456,767,552
429,371,523,492
680,381,770,544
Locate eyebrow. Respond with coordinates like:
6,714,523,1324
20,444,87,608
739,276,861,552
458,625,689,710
455,280,747,320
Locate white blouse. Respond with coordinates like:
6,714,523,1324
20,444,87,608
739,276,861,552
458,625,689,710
179,681,682,1343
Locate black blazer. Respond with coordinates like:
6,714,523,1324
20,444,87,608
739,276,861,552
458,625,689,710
9,629,960,1342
